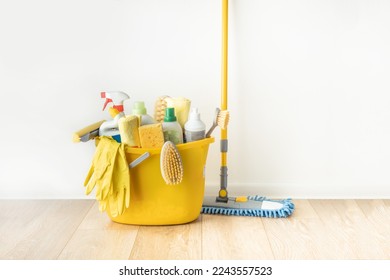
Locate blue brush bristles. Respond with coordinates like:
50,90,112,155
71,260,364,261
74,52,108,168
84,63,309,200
201,195,295,218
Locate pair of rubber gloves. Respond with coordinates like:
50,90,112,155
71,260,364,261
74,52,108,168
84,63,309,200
84,136,130,217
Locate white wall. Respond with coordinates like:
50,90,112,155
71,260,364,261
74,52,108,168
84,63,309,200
1,0,389,199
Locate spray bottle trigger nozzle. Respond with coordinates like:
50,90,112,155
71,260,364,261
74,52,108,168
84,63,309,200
100,91,129,111
102,98,112,111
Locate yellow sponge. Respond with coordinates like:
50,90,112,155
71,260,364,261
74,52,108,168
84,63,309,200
138,123,164,149
118,115,140,147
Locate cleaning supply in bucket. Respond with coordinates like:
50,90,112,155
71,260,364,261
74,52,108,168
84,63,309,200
99,111,124,142
205,108,230,138
132,101,156,125
73,120,105,142
166,97,191,129
99,91,130,142
108,107,120,118
184,108,206,142
84,136,130,217
162,107,183,144
154,95,171,122
138,123,165,149
75,116,215,224
118,115,141,147
160,141,183,185
100,91,129,112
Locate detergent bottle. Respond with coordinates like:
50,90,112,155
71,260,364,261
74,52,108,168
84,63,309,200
98,91,130,142
132,101,156,125
184,108,206,142
162,107,183,145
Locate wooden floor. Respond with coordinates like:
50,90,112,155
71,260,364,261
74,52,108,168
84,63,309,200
0,199,389,260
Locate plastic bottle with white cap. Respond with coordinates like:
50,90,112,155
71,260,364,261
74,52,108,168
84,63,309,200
184,108,206,143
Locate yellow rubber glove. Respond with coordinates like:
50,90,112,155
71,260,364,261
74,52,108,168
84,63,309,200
84,137,119,197
103,143,130,217
110,143,130,216
84,136,130,217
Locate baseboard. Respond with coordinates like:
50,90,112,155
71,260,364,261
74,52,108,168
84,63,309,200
1,183,389,199
204,182,390,199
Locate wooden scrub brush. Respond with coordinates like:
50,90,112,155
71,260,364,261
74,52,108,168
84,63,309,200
160,141,183,185
154,95,171,123
205,108,230,137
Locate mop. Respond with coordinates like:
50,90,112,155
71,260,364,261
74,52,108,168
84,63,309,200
201,0,294,218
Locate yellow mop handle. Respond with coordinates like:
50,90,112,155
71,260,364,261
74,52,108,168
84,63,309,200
218,0,229,200
221,0,228,113
221,0,228,159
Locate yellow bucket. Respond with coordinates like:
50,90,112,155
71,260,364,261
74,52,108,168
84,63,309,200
107,137,214,225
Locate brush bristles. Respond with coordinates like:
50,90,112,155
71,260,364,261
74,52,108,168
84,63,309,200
154,96,170,123
154,95,173,122
161,141,183,185
217,110,229,130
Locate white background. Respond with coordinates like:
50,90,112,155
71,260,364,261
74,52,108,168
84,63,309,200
1,260,390,280
0,0,389,199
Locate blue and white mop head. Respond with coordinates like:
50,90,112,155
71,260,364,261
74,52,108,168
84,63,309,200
201,195,294,218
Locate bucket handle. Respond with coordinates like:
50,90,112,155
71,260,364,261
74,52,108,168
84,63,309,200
129,152,150,169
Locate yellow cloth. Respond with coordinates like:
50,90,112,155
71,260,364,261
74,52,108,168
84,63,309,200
84,136,130,217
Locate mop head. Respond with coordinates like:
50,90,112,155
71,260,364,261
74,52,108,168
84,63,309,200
201,195,294,218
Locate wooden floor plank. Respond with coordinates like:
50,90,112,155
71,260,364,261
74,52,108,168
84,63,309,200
58,202,139,260
311,199,388,259
290,199,319,219
0,200,93,260
202,214,274,260
129,217,202,260
262,200,339,259
309,199,362,259
355,199,390,259
1,199,389,260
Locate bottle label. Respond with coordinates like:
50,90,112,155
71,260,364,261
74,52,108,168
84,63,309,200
184,130,205,142
163,130,182,145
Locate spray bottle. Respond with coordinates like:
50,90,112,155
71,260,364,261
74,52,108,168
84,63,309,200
98,91,130,142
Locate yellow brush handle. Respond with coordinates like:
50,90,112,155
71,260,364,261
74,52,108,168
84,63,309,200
221,0,228,166
73,120,105,143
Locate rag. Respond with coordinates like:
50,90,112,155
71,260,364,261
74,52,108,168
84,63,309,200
84,136,130,217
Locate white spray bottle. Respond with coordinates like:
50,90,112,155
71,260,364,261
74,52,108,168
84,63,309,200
98,91,130,142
